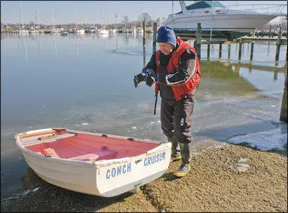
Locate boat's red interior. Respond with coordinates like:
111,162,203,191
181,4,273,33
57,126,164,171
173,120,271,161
23,130,159,161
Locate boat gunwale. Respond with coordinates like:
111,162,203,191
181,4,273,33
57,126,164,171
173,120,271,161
15,128,171,168
166,14,278,23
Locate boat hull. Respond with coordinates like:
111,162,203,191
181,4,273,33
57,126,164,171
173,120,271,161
175,30,246,40
167,13,278,39
16,128,171,197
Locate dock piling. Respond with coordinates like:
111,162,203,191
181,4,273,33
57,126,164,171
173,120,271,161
280,72,287,122
195,23,202,58
152,22,157,54
142,21,146,67
207,44,210,61
250,42,254,61
286,45,288,64
275,27,282,63
228,43,231,61
219,43,222,60
269,25,272,38
142,21,146,41
238,41,242,62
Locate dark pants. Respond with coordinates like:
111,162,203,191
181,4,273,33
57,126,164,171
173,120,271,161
161,93,194,144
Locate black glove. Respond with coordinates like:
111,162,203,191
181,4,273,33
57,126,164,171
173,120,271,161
146,75,156,87
144,68,156,87
133,73,146,88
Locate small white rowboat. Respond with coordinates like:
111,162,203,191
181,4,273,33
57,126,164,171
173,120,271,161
15,128,171,197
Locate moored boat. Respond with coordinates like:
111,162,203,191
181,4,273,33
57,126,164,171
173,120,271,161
60,31,68,36
98,29,109,34
15,128,171,197
166,1,286,39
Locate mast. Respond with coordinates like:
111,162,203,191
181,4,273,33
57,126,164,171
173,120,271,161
19,5,21,30
20,4,24,29
36,8,40,30
115,13,117,28
75,8,77,29
35,8,38,29
52,8,55,26
102,12,105,29
210,1,213,41
172,0,174,23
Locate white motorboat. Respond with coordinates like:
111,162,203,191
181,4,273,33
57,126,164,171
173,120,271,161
76,29,85,34
29,30,39,34
98,29,109,34
18,29,29,35
166,1,287,39
51,28,61,34
110,29,118,34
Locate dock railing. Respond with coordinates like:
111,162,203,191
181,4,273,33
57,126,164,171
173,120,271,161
225,4,287,15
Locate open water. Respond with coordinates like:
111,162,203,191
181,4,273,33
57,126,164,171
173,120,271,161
1,32,287,199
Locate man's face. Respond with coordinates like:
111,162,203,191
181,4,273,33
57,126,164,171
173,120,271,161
158,43,174,55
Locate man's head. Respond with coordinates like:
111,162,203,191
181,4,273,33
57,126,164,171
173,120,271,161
156,26,176,55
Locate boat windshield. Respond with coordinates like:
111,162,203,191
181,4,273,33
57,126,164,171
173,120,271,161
186,1,226,10
175,1,226,14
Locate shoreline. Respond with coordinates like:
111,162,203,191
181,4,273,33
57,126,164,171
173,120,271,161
1,139,287,212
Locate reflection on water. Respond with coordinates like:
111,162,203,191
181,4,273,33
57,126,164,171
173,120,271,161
19,37,29,61
1,33,286,199
201,43,287,68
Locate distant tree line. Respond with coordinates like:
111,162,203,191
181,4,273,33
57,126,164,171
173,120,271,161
1,12,167,29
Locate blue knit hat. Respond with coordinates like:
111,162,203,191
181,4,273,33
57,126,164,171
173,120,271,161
156,26,176,47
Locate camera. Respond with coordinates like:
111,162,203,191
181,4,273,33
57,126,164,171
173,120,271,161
133,73,146,88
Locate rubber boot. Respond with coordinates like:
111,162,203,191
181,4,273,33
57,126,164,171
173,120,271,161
168,136,181,162
173,143,191,177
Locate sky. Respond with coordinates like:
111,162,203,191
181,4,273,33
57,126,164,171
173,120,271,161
1,1,287,25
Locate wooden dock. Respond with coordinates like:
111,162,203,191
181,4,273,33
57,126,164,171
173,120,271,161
183,36,287,45
176,24,287,65
235,36,287,45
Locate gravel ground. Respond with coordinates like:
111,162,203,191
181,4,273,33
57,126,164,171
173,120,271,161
1,141,287,212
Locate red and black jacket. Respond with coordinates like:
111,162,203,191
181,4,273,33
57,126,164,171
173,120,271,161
144,38,201,101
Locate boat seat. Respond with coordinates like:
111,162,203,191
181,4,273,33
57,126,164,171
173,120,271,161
96,146,118,160
96,150,118,160
68,149,118,162
69,153,100,161
41,145,118,161
23,133,76,146
41,148,59,158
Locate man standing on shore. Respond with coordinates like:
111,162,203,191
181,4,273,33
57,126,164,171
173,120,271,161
133,26,201,177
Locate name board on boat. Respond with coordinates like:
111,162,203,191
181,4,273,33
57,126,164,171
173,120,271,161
144,152,166,167
106,162,132,179
105,152,166,179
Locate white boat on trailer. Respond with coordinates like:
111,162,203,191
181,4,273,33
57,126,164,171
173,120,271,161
15,128,171,197
166,1,287,39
